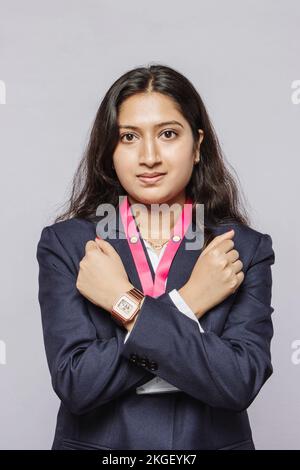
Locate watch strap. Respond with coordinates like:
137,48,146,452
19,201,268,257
127,287,145,303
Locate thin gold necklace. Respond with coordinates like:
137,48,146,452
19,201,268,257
136,222,171,250
144,238,170,250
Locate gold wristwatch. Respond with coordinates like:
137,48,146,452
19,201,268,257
111,287,145,327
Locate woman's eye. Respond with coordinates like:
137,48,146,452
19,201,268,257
162,130,178,139
120,133,136,142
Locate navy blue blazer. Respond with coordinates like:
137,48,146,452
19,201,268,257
36,207,275,450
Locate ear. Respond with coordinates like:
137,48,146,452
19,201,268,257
197,129,204,150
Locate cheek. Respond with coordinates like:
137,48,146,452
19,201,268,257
113,149,132,171
166,150,194,176
113,153,136,186
165,138,194,163
170,166,193,186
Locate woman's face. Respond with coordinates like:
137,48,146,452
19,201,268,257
112,91,203,206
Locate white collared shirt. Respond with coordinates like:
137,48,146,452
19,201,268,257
123,239,204,394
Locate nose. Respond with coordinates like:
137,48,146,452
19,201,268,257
138,138,162,166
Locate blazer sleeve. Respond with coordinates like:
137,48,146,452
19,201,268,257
36,226,154,415
120,233,275,412
123,289,204,343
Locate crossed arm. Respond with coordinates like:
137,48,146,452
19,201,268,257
37,226,275,415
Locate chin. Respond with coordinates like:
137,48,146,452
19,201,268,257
134,193,170,206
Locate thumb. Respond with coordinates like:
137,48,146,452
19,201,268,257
95,237,117,256
202,228,234,255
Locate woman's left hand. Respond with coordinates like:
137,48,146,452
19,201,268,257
76,237,133,312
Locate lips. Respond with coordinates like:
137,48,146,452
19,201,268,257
137,173,166,184
138,172,166,177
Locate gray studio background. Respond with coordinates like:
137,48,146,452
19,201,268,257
0,0,299,450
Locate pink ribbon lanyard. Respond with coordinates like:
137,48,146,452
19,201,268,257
120,195,193,297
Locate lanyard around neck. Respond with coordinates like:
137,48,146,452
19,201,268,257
120,195,193,297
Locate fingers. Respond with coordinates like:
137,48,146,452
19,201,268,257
203,229,235,255
226,248,240,263
95,237,117,257
235,270,245,288
84,237,119,260
85,240,98,253
231,258,244,274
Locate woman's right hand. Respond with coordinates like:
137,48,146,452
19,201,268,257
178,229,245,318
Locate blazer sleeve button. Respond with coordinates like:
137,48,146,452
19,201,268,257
139,356,149,367
149,361,158,371
130,353,138,363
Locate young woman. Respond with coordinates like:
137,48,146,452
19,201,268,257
37,64,275,450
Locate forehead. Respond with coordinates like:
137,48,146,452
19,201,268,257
117,92,185,127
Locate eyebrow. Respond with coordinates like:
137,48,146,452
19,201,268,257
118,120,184,130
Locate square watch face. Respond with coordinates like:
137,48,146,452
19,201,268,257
114,295,137,319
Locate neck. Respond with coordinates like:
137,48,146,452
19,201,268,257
127,192,186,240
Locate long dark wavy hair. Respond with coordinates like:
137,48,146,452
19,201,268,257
54,63,251,248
